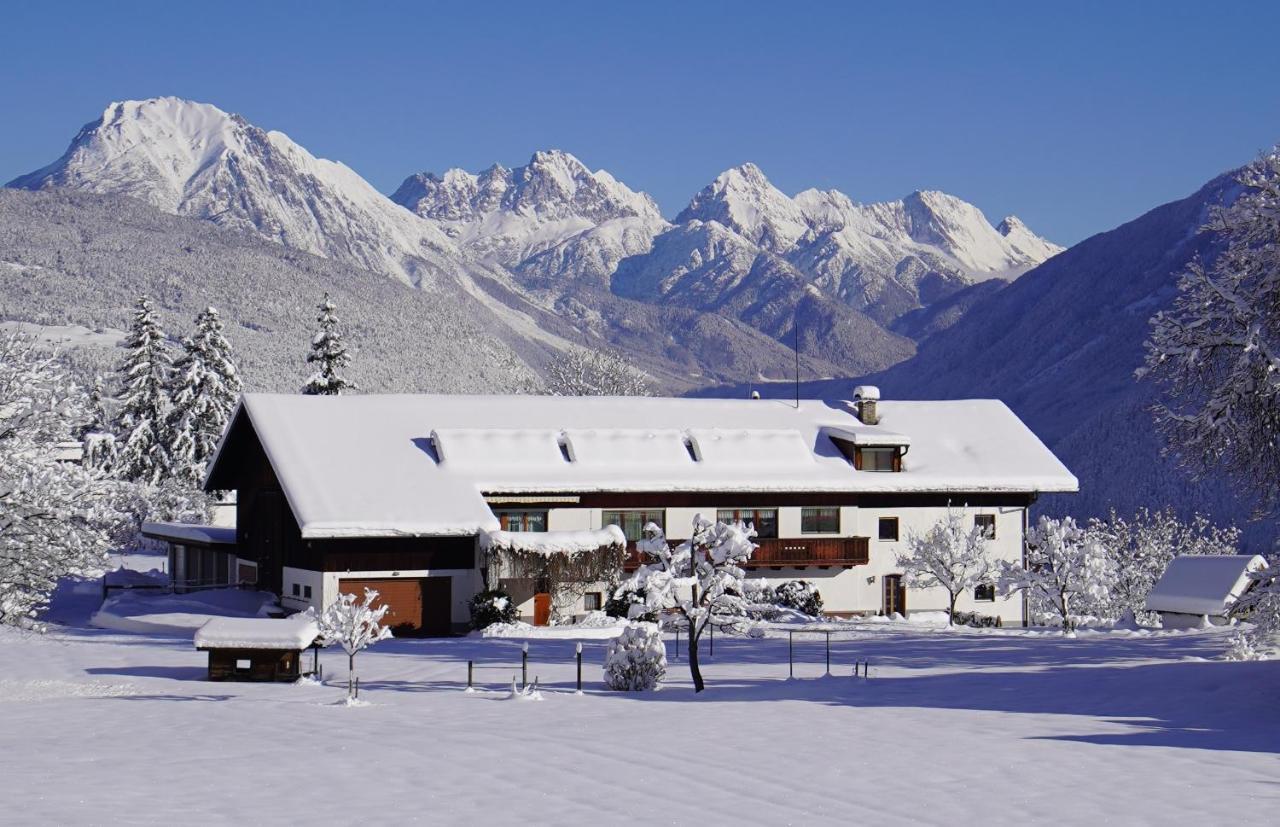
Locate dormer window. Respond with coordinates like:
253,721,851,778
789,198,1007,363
854,446,903,472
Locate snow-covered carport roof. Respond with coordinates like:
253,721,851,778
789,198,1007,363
203,393,1078,539
1145,554,1268,617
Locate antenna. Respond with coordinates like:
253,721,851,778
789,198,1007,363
793,321,800,409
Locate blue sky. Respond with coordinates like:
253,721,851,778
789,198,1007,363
2,1,1278,244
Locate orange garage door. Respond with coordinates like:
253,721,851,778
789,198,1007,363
338,577,452,637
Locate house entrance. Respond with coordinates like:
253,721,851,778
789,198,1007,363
883,574,906,617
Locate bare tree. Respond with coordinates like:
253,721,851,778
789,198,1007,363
897,505,993,625
545,346,654,396
316,588,393,702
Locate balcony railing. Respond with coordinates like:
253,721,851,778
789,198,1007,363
623,536,869,571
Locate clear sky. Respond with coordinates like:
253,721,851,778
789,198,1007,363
2,0,1278,244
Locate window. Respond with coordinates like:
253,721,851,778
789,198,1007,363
291,583,300,597
856,446,901,472
235,659,251,671
974,582,996,602
602,510,666,542
495,510,547,532
583,592,603,611
717,509,778,539
974,514,996,539
801,507,840,534
878,517,899,541
303,585,313,599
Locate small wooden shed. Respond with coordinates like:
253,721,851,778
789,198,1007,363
194,616,319,682
1145,554,1267,630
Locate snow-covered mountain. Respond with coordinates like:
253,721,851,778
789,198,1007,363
392,150,669,288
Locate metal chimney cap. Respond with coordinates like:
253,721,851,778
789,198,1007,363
853,385,881,401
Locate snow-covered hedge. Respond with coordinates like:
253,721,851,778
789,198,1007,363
603,622,666,691
950,609,1002,628
605,584,656,623
468,589,518,630
773,580,823,617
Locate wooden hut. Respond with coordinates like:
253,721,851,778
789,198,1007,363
194,616,319,682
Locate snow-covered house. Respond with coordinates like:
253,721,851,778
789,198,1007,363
168,387,1076,634
1145,554,1268,629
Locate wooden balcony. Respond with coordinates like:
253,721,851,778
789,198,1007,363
623,536,869,571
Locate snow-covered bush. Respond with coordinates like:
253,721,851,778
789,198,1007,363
1230,557,1280,657
0,334,123,628
605,583,656,622
951,610,1001,629
603,622,667,691
545,346,653,396
1000,516,1115,636
468,589,518,630
316,588,393,702
773,580,823,617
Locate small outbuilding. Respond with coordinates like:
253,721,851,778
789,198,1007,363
1145,554,1267,630
194,616,320,682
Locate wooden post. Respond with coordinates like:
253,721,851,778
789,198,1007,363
467,660,473,690
674,627,680,660
575,642,582,692
709,620,714,657
521,642,529,689
825,631,830,675
788,630,794,679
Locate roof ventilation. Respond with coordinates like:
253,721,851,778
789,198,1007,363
557,433,574,463
683,435,701,462
853,385,880,425
750,390,761,400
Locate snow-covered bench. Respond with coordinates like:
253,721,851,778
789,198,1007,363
194,616,320,682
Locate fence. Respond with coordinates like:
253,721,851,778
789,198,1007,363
466,642,585,692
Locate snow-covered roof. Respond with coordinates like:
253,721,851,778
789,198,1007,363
1145,555,1267,617
193,616,319,650
213,393,1077,538
480,526,627,555
141,521,237,546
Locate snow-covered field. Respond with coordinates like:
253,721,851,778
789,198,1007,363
1,587,1276,825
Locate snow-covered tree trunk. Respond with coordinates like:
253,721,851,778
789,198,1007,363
545,346,654,396
168,307,242,487
999,516,1114,636
896,505,993,626
302,293,357,396
316,588,393,701
112,296,174,485
1140,149,1280,517
625,516,756,692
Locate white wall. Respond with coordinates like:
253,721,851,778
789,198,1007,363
281,566,483,626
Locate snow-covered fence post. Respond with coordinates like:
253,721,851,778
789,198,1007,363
316,588,393,703
788,630,794,679
521,642,529,689
575,642,583,692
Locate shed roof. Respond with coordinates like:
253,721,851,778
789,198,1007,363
141,521,237,546
205,393,1077,538
193,616,319,650
1145,554,1267,617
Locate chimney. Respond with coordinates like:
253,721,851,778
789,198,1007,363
853,385,880,425
750,390,761,400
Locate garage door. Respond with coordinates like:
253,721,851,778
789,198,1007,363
338,577,452,637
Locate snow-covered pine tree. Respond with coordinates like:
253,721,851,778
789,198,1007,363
0,334,119,628
302,293,357,396
113,296,174,485
316,587,393,702
545,346,654,396
1140,149,1280,517
625,515,756,692
999,515,1115,636
168,307,243,487
897,505,994,626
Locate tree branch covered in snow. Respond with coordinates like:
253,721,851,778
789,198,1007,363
0,334,120,628
897,505,993,626
302,293,357,396
1000,516,1114,636
1140,149,1280,517
625,515,756,692
316,588,393,701
545,346,654,396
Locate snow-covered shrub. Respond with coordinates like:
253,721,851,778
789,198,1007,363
773,580,823,617
1230,557,1280,657
1224,629,1263,661
950,610,1001,629
605,584,656,623
468,589,518,630
603,622,667,691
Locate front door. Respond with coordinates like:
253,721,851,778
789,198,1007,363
533,592,552,626
883,574,906,617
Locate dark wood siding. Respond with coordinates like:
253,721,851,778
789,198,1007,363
489,491,1036,508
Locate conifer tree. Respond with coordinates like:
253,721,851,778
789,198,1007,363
302,293,357,395
113,296,173,485
168,307,243,486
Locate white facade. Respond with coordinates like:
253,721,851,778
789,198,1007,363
504,503,1027,624
281,565,483,627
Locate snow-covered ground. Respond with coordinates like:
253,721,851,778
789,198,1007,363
1,588,1275,824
